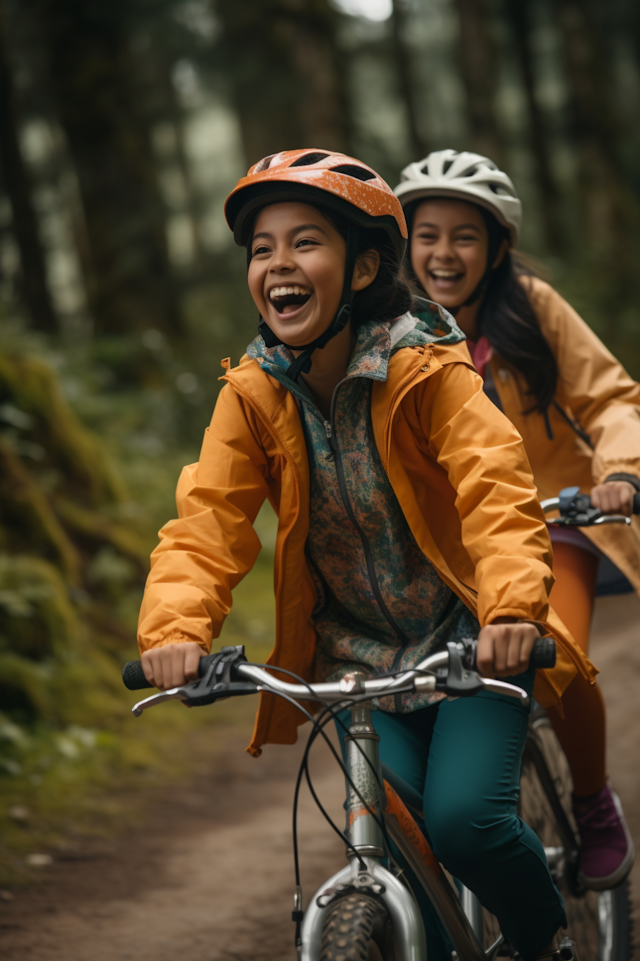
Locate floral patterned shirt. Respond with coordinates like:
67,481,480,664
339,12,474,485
247,305,480,712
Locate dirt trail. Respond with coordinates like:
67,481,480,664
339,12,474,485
1,593,639,960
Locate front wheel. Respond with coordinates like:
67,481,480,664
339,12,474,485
320,893,395,961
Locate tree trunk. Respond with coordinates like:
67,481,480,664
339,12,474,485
215,0,350,168
36,0,182,337
0,5,58,332
144,56,208,267
390,0,430,159
504,0,565,253
557,0,636,277
454,0,504,165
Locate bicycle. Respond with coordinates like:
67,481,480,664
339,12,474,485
121,486,635,961
506,484,636,961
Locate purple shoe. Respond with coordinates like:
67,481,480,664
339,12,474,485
572,781,635,890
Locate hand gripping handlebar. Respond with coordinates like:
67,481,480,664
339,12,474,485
122,637,556,694
541,485,640,527
122,637,556,718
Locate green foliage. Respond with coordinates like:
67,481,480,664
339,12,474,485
0,0,638,883
0,321,150,798
0,306,279,880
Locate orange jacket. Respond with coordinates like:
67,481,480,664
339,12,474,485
490,277,640,593
137,335,595,756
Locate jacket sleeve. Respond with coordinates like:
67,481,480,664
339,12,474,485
527,277,640,485
419,359,555,626
137,383,271,654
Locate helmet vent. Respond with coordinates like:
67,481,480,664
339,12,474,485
290,152,331,167
253,154,278,173
331,164,376,181
442,159,454,174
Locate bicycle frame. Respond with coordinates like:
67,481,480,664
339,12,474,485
128,645,537,961
127,488,630,959
299,699,488,961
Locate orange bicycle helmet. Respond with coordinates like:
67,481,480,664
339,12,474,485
224,149,408,381
225,149,407,255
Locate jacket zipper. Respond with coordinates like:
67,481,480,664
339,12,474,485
223,366,594,700
325,382,411,699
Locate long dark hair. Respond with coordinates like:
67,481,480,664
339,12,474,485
324,207,413,330
404,200,558,414
478,247,558,413
246,202,414,331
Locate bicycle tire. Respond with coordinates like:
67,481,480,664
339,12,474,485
320,892,395,961
518,709,634,961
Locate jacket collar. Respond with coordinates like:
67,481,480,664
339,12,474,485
243,301,465,394
220,303,472,461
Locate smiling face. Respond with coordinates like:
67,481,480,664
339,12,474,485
248,202,347,348
409,198,490,309
247,201,379,349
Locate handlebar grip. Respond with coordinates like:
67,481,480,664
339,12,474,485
122,660,153,691
122,654,218,691
528,637,556,670
470,636,556,672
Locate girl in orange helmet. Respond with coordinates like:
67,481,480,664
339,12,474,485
394,149,637,892
136,149,592,959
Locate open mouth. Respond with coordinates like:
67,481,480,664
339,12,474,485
429,269,464,288
269,285,312,316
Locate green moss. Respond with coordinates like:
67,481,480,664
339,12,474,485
0,321,281,886
0,351,125,505
0,554,79,661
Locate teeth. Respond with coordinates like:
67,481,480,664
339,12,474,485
269,285,311,299
431,270,459,278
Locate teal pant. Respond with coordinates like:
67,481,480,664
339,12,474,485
337,675,566,961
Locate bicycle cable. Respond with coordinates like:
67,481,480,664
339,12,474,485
248,684,368,949
244,662,400,847
242,661,410,947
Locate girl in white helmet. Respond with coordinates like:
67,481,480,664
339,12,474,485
394,149,638,891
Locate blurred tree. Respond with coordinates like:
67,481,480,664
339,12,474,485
214,0,351,166
504,0,565,253
35,0,182,337
454,0,504,165
141,52,208,269
0,4,58,332
390,0,430,160
0,337,148,728
557,0,637,280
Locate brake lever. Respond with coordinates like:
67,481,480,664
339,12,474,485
477,677,530,705
131,646,258,717
435,641,529,706
593,514,631,526
132,684,195,717
131,677,259,716
545,486,631,527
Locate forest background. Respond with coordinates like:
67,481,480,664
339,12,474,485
0,0,639,880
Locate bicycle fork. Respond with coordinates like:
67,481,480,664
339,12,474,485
300,702,427,961
301,702,492,961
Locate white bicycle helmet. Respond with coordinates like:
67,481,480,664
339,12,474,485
394,149,521,246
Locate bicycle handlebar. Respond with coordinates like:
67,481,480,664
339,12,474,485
122,636,555,693
123,637,556,718
541,485,640,527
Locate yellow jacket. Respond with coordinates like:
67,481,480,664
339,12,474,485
491,277,640,592
137,334,595,756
